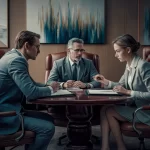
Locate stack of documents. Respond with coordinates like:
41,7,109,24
51,90,75,97
67,87,83,92
87,90,120,96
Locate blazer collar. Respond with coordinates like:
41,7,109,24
131,54,140,68
127,54,141,89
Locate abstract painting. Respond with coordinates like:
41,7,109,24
0,0,8,48
138,0,150,45
26,0,105,44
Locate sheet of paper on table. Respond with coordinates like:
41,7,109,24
87,89,119,95
51,89,75,97
67,87,83,92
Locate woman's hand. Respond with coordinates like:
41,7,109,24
93,74,109,86
113,85,131,95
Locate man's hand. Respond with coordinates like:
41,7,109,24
72,81,87,89
50,82,60,93
113,85,131,95
63,80,75,88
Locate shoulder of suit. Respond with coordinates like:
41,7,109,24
54,57,66,66
55,57,66,63
137,57,150,70
3,49,27,65
81,57,92,63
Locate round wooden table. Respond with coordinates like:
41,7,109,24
32,90,131,150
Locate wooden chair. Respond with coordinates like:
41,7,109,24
120,47,150,150
143,46,150,61
0,50,35,150
0,49,5,58
0,111,35,150
45,51,101,145
121,106,150,150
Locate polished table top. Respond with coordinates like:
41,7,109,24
31,90,131,105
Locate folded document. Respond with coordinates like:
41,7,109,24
51,90,74,97
87,90,120,95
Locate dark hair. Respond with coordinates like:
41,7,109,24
15,30,40,49
112,34,140,53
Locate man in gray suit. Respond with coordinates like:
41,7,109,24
47,38,100,88
0,31,59,150
46,38,100,118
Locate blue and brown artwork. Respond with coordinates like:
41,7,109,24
27,0,105,44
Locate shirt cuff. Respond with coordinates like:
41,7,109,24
104,81,111,88
48,86,54,94
60,82,64,89
88,83,93,88
130,90,134,97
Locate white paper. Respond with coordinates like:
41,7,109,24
67,87,83,92
51,90,73,96
88,90,118,95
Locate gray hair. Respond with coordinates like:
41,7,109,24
67,38,84,49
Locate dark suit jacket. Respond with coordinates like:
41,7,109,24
47,56,100,88
0,49,52,135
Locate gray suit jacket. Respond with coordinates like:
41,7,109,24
47,56,100,88
109,55,150,125
0,49,52,135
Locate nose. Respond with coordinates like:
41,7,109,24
115,52,117,57
78,51,82,55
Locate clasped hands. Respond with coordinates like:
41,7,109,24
93,74,131,95
63,80,86,89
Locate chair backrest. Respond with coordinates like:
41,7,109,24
0,49,5,59
143,46,150,62
45,51,100,83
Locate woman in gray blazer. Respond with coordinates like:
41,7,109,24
94,34,150,150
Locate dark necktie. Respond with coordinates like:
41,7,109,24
72,63,77,81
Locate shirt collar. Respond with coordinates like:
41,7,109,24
126,55,136,71
68,56,80,66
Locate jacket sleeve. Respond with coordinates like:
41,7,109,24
8,57,52,101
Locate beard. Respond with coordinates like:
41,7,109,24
74,57,81,62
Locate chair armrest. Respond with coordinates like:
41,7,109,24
0,111,16,117
141,105,150,110
132,105,150,136
0,111,25,142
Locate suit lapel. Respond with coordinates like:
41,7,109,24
125,69,129,89
130,55,140,89
65,57,72,79
78,58,86,81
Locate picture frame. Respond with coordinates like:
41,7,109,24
26,0,105,44
0,0,9,48
138,0,150,45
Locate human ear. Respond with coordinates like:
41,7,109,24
24,42,30,50
127,47,131,53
